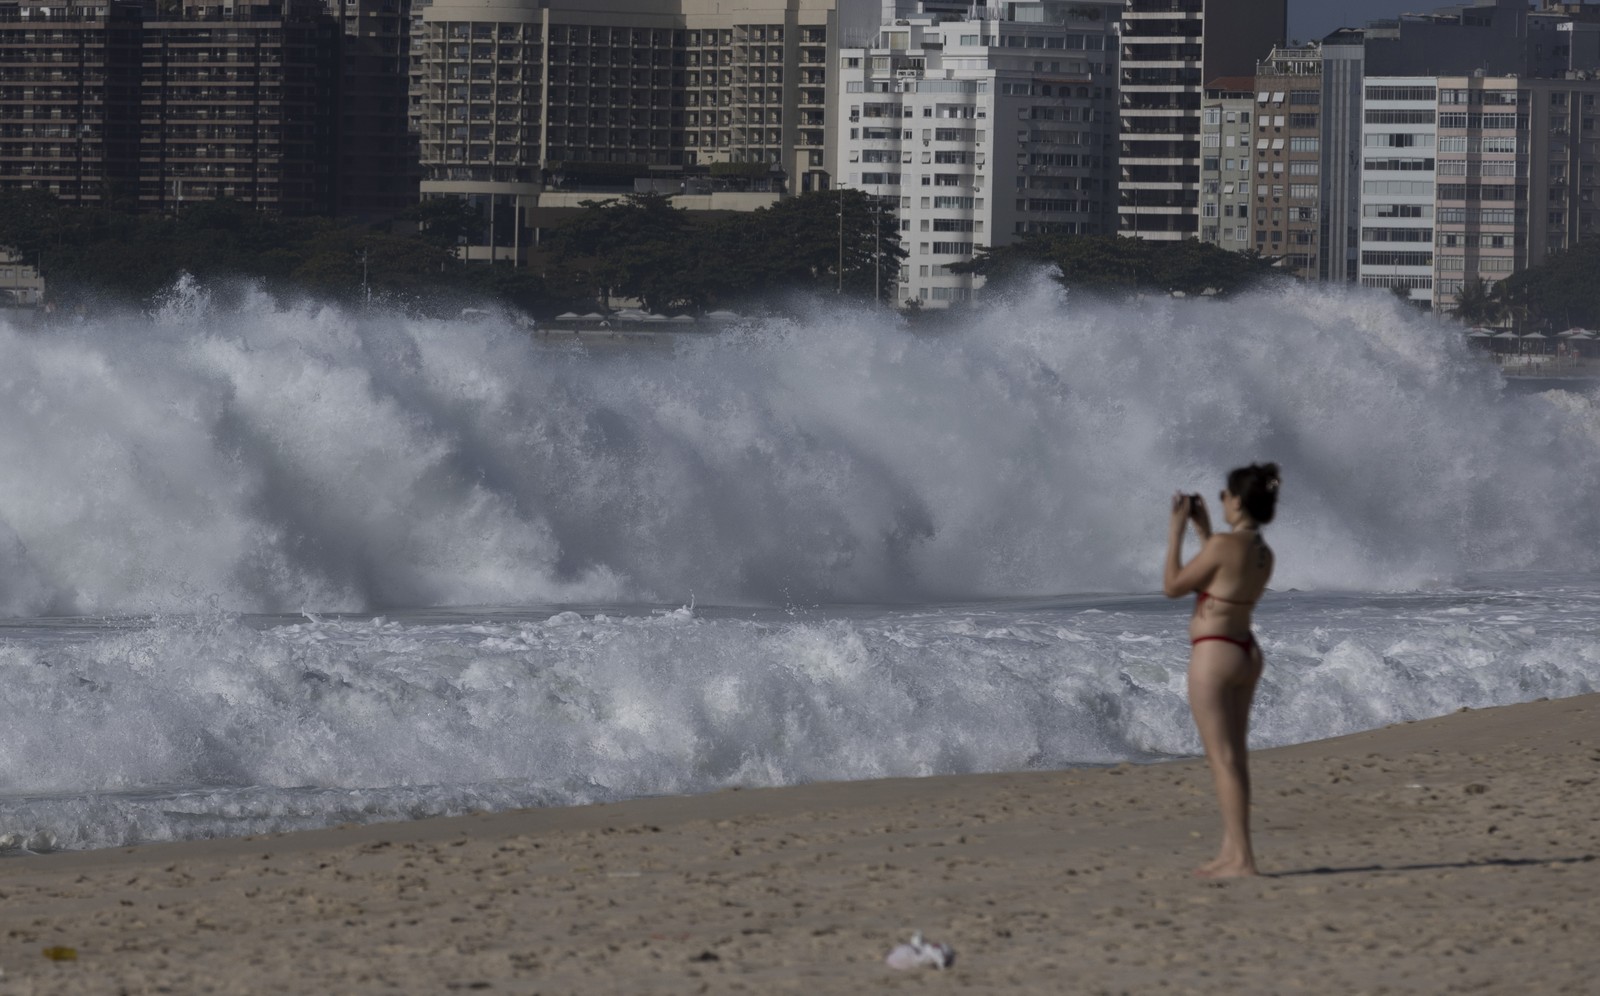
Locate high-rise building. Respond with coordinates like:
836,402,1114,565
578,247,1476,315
412,0,881,264
834,0,1122,307
139,0,339,216
1357,76,1440,307
0,1,142,206
1118,0,1286,242
1198,78,1255,254
1249,45,1322,278
1432,73,1600,312
1319,29,1365,284
333,0,420,221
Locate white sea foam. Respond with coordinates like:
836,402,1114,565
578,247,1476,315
3,277,1600,849
0,576,1596,851
0,277,1597,615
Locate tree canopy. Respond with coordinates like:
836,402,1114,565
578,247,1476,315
0,188,905,317
536,189,905,312
949,234,1285,298
1495,239,1600,331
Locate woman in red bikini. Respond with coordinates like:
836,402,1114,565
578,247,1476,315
1163,463,1280,878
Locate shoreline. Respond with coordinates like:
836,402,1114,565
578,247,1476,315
3,693,1597,992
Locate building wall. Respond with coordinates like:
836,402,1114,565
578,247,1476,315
1432,74,1600,312
1319,33,1364,283
1118,0,1286,242
1357,75,1439,306
0,2,142,206
1199,89,1255,253
1250,47,1322,278
140,1,339,217
334,0,420,221
836,1,1120,307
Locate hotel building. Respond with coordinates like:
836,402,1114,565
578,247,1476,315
1118,0,1286,241
413,0,881,263
834,0,1121,307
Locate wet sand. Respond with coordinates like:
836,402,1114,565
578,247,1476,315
3,694,1597,994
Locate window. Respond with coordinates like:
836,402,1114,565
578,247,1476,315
1366,85,1437,101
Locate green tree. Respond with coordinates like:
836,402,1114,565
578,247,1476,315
1450,277,1503,326
1498,239,1600,331
953,235,1279,298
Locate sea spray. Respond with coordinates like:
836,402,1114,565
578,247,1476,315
0,275,1597,614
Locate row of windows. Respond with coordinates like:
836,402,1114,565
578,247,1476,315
1438,113,1523,129
1439,233,1519,248
1365,204,1432,218
1362,250,1433,267
1365,158,1434,172
1367,86,1436,102
1439,88,1518,106
1438,160,1519,177
1437,208,1517,224
1365,132,1433,149
1437,183,1520,201
1436,255,1515,271
1363,179,1434,196
1362,227,1433,242
1365,109,1434,124
1361,274,1432,289
1437,135,1519,153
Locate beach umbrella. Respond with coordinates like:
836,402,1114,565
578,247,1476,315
668,315,695,323
1466,328,1495,338
1490,330,1519,339
555,312,581,320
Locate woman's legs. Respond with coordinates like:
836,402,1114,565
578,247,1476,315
1187,641,1263,877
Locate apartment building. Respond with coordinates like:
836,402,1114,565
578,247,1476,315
0,1,142,206
1432,73,1600,311
1320,30,1365,283
335,0,419,221
1198,77,1254,253
1358,77,1440,306
1249,45,1321,278
834,0,1121,307
139,1,339,216
1118,0,1286,241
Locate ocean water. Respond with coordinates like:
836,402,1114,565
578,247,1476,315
2,276,1598,851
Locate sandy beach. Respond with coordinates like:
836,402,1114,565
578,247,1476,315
2,693,1596,994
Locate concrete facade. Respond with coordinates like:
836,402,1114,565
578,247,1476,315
1432,73,1600,312
1250,45,1322,278
1358,76,1439,307
1118,0,1286,241
413,0,881,262
835,1,1121,307
0,1,143,206
140,1,339,216
1198,77,1254,254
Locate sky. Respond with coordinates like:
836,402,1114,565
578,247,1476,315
1289,0,1468,43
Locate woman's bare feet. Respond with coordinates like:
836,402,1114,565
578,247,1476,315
1193,854,1258,878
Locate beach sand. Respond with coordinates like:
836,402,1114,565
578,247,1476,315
3,694,1597,994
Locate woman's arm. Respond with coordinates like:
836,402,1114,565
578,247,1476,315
1163,494,1221,598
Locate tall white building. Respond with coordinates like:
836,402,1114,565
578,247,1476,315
835,0,1121,307
1358,76,1440,306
